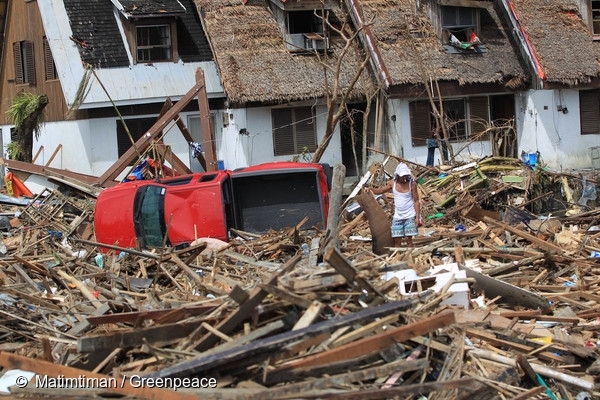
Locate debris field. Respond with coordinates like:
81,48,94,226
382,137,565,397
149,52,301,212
0,154,599,400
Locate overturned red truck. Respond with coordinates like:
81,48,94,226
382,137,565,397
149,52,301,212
94,162,331,249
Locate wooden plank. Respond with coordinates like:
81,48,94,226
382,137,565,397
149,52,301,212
271,310,455,372
324,246,385,299
142,298,419,379
85,304,217,326
246,358,429,400
483,216,564,253
292,300,325,330
77,320,204,353
194,254,302,351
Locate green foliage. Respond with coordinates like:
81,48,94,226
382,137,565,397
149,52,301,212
291,147,312,162
5,141,22,160
6,92,46,139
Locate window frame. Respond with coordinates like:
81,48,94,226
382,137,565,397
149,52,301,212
13,40,35,85
441,6,479,43
409,96,491,146
124,17,178,64
136,24,172,62
272,107,317,156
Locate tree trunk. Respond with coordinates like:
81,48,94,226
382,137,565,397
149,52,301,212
17,95,48,163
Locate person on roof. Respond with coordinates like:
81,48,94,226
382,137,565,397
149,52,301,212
364,163,421,248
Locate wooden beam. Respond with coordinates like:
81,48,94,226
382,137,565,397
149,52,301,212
143,298,419,379
194,254,302,351
197,68,217,171
95,68,209,186
272,310,455,372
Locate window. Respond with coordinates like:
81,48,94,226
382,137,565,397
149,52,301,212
272,107,317,156
136,25,172,62
441,6,477,43
594,1,600,36
13,41,35,85
43,37,58,81
409,96,490,146
580,89,600,135
285,10,330,51
117,117,157,158
134,185,167,248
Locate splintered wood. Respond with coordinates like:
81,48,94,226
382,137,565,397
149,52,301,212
0,156,599,399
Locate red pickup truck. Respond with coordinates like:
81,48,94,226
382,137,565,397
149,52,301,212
94,162,331,249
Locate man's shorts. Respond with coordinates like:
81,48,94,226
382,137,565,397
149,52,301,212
391,218,418,238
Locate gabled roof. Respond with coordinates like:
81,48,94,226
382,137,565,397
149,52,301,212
64,0,130,68
193,0,375,105
504,0,600,86
358,0,529,90
39,0,222,109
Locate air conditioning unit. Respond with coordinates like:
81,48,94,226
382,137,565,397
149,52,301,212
303,32,328,51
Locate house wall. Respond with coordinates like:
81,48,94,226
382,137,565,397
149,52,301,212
214,105,343,170
516,89,600,170
0,0,68,123
384,98,494,166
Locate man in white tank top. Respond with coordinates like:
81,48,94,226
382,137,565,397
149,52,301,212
364,163,421,248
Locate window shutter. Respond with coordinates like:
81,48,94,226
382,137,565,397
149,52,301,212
580,90,600,135
116,117,156,159
410,100,432,146
273,109,294,156
469,96,489,137
44,38,56,81
13,42,23,84
24,41,35,85
294,107,316,152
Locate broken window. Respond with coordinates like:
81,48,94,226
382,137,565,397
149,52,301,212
441,6,477,43
13,41,35,85
579,89,600,135
409,96,492,146
43,37,58,81
272,107,317,156
285,10,329,51
136,24,173,63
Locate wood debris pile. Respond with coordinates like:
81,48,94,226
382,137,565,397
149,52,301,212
0,156,598,399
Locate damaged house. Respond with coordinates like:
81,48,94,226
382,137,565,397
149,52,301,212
0,0,373,189
0,0,598,191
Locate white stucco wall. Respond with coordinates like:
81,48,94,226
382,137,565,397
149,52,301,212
516,89,600,171
214,105,343,170
2,103,344,180
385,99,494,167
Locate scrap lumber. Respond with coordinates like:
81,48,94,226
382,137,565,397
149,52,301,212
193,253,302,352
142,298,420,379
1,154,600,399
270,310,455,373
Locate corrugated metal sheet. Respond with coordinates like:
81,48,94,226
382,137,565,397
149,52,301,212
38,0,224,109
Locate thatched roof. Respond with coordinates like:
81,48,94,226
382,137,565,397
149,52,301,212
508,0,600,86
360,0,529,89
193,0,375,105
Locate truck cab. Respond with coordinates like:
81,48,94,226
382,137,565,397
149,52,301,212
94,162,330,250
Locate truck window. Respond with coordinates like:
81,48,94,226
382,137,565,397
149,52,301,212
134,186,167,248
